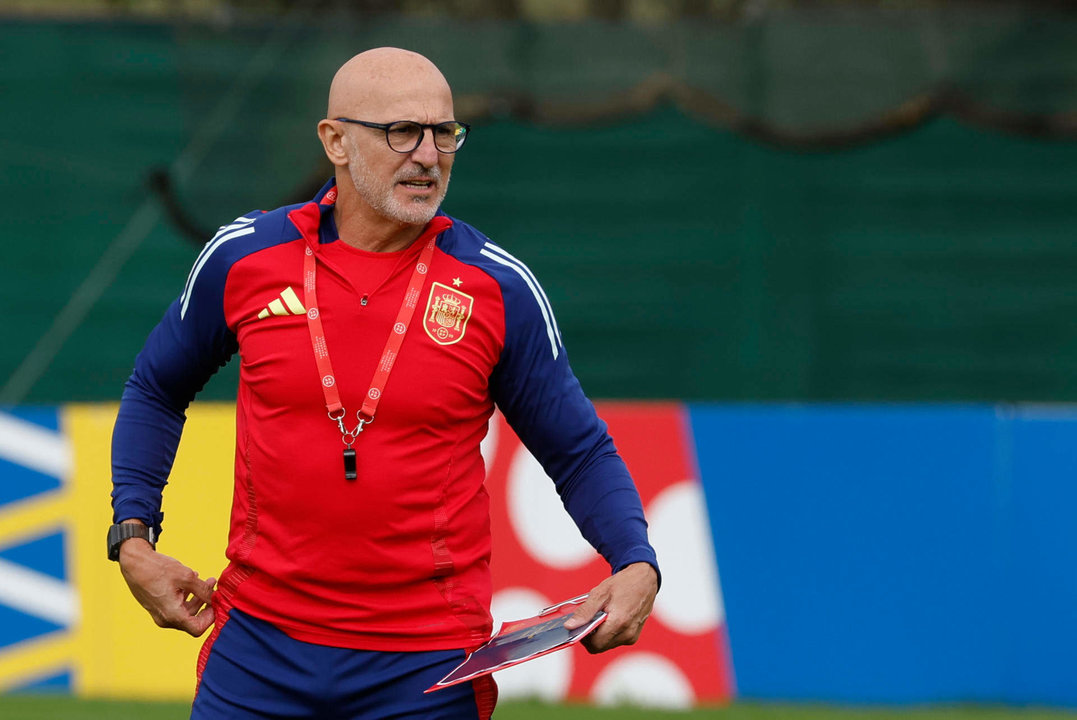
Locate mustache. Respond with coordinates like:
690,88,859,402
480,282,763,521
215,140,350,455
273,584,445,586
396,165,442,182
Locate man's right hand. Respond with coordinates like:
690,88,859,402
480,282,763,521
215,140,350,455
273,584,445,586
118,533,216,637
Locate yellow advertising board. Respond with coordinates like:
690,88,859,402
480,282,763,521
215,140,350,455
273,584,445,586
0,403,236,701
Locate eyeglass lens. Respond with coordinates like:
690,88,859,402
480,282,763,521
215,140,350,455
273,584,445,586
387,122,467,153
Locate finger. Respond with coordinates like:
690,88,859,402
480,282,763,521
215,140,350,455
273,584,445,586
563,594,605,629
582,618,638,654
177,605,216,638
581,624,617,654
581,599,650,654
181,575,216,605
183,592,207,615
574,606,620,653
153,604,194,631
191,605,216,636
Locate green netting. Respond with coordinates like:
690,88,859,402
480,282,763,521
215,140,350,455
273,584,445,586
1,14,1076,403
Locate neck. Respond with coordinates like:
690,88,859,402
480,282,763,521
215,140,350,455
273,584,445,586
332,179,426,253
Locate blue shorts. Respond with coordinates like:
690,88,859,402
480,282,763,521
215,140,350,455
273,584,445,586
192,609,496,720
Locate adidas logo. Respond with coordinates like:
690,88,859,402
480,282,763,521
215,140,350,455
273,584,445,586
257,287,306,320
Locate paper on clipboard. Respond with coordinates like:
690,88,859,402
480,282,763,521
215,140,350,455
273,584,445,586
426,594,605,692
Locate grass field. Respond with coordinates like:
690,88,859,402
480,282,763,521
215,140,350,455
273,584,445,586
2,697,1077,720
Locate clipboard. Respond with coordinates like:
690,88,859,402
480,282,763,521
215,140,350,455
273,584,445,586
426,594,606,692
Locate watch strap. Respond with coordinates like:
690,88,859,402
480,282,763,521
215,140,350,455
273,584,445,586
107,523,156,562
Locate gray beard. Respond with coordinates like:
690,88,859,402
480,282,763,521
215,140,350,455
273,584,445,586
348,149,449,226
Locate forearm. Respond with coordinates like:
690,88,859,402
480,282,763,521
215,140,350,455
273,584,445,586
110,373,187,535
559,452,660,583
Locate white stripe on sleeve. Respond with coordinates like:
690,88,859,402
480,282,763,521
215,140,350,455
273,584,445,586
479,247,561,360
179,220,256,320
481,242,563,346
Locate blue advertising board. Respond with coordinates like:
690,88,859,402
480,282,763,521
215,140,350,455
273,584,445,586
691,404,1077,706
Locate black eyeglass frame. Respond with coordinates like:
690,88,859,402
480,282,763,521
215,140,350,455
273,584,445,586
333,118,471,154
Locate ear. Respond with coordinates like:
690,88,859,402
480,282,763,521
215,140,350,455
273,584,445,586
317,119,349,168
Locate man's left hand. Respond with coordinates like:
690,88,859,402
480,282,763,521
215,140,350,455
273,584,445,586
563,561,659,654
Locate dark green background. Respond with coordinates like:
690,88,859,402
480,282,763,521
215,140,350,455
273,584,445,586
3,16,1076,403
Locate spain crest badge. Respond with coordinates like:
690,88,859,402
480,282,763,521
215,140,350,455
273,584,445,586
424,282,474,345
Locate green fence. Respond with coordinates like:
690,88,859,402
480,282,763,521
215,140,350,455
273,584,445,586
2,12,1076,403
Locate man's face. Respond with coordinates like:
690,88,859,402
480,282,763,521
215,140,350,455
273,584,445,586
323,51,459,228
343,123,453,226
339,63,457,229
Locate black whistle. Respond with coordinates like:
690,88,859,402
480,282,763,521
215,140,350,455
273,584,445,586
343,447,357,481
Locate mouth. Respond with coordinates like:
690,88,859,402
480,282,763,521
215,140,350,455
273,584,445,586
399,179,435,191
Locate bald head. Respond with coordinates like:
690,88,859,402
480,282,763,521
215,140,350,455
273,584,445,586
327,48,453,121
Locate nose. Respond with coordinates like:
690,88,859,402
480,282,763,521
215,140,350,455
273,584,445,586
410,128,440,168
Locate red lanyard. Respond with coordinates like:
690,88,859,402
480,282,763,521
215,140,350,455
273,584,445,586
301,215,449,479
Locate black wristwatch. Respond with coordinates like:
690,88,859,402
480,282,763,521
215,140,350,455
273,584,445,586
107,523,157,562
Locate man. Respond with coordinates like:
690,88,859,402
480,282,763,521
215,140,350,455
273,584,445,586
110,47,659,719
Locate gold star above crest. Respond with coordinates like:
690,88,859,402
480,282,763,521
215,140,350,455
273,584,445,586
452,277,463,287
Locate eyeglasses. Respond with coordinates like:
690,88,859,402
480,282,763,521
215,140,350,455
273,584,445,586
334,118,471,154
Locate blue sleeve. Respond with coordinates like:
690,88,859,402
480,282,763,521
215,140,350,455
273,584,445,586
110,220,246,538
488,253,660,583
